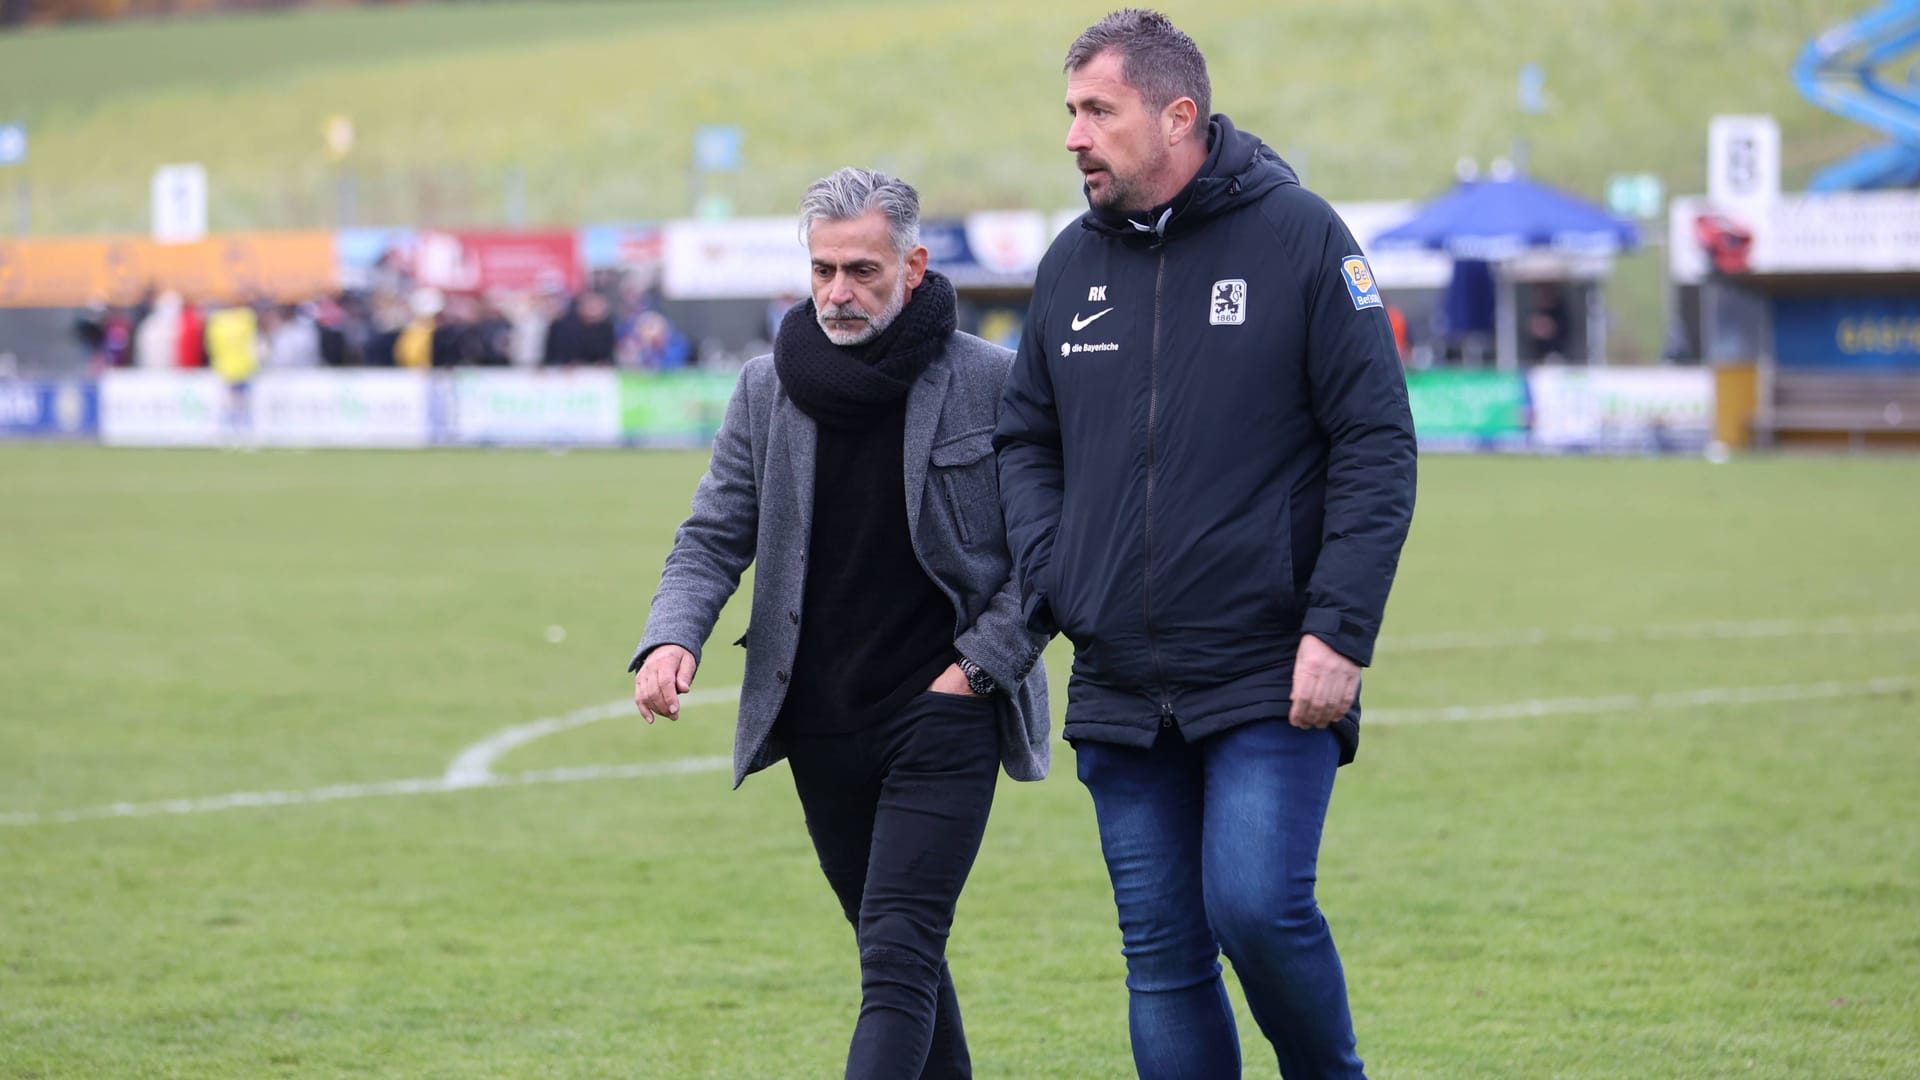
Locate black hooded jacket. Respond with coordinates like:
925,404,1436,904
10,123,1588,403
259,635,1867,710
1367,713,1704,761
994,114,1417,763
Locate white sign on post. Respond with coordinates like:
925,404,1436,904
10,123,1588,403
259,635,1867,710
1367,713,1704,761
1706,115,1779,220
0,123,25,166
151,163,208,244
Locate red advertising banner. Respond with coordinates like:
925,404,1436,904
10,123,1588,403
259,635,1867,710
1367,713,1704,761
414,230,580,294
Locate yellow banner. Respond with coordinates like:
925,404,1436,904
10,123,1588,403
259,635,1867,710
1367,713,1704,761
0,233,338,308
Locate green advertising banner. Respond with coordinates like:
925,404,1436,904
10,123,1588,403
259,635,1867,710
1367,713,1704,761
1404,370,1529,445
617,371,739,447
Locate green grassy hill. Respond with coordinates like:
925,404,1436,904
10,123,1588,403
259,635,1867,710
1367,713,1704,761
0,0,1874,229
0,0,1881,356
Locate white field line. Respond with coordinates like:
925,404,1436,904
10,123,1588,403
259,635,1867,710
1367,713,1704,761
7,674,1911,828
0,756,734,828
442,686,740,787
1368,676,1914,726
5,612,1914,828
1378,612,1920,654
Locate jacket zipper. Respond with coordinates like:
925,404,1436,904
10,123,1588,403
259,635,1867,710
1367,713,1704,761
1143,248,1171,716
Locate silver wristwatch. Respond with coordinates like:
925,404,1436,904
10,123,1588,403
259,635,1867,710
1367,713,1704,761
956,655,997,696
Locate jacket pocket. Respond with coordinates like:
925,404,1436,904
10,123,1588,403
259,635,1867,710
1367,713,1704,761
1269,495,1298,619
929,429,1001,549
1039,511,1080,638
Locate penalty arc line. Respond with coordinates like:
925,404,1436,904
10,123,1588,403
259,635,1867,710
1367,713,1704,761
443,686,741,787
2,675,1912,828
5,609,1914,828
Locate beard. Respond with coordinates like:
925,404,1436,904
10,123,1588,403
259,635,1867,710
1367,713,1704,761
1081,143,1170,214
816,268,908,347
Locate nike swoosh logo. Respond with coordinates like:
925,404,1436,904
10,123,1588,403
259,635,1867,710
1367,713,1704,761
1070,308,1113,332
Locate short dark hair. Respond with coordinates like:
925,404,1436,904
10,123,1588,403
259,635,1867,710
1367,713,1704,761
1064,8,1211,120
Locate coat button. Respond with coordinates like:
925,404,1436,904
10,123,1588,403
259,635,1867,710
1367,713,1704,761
1161,717,1173,728
775,670,789,684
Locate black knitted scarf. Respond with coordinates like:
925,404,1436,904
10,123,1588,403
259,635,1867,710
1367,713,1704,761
773,270,956,430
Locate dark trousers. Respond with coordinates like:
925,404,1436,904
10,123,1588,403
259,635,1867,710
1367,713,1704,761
786,690,1002,1080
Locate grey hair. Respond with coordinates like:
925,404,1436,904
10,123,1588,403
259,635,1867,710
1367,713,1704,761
798,167,921,257
1064,8,1211,120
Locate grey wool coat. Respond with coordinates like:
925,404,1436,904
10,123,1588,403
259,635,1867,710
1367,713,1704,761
629,331,1051,788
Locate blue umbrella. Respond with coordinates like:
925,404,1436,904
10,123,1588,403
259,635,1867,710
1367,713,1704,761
1373,176,1640,259
1374,176,1639,366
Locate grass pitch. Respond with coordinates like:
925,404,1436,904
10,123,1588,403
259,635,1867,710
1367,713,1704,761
2,445,1917,1077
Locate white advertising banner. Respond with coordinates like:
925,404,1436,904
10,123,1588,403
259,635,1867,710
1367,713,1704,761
1336,200,1457,290
662,216,809,300
100,371,227,446
1747,191,1920,274
1528,367,1714,451
451,369,621,445
251,371,431,448
1670,191,1920,282
962,211,1049,276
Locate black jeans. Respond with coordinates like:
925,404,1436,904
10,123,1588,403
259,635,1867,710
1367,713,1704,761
786,689,1002,1080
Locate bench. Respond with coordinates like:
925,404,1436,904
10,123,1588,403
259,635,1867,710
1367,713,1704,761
1766,371,1920,450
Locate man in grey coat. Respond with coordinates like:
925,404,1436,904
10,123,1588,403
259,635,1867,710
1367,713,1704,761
629,167,1049,1080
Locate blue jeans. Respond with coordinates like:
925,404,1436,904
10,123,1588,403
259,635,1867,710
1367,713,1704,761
1075,720,1365,1079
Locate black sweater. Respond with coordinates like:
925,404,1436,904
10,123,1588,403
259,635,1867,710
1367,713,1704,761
777,404,956,735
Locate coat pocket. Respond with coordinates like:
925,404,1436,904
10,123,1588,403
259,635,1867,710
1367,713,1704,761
929,429,1001,549
1269,495,1298,619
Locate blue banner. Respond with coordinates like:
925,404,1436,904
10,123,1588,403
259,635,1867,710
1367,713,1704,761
1773,296,1920,369
919,221,995,286
335,227,417,291
0,381,98,438
920,218,1044,289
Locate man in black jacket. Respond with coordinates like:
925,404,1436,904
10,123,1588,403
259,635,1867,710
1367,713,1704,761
995,10,1417,1078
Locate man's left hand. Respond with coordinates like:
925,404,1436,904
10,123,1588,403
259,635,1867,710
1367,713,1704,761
1289,633,1360,729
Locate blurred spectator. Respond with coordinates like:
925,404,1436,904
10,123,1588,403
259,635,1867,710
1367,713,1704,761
205,301,262,445
1385,303,1411,365
72,305,108,370
102,307,134,369
370,246,415,297
395,287,443,369
543,291,616,366
767,290,801,341
177,298,206,368
504,288,560,368
135,291,184,369
264,303,324,369
309,296,355,367
206,302,262,385
627,309,692,370
1525,284,1570,362
58,280,744,375
436,292,512,367
364,290,411,367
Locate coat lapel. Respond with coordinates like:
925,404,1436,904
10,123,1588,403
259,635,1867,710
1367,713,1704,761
768,389,817,541
902,356,951,545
